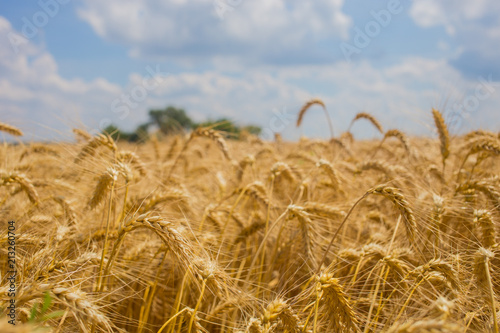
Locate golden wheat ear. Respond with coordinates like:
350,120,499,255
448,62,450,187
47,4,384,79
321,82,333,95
261,299,302,332
0,170,39,204
75,133,117,163
192,127,232,161
383,129,411,153
88,167,119,209
313,272,359,332
432,108,450,167
297,98,334,137
474,247,498,333
0,121,23,136
350,112,384,134
72,128,92,141
368,185,417,243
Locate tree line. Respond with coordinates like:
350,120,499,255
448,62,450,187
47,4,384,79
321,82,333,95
103,106,262,142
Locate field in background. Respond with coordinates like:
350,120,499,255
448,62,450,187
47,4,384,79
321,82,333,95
1,112,500,332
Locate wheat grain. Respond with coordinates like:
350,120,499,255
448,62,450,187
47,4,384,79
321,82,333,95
315,272,359,332
386,319,462,333
262,299,301,333
193,127,232,161
432,108,450,165
297,98,334,137
117,150,147,177
0,121,23,136
88,167,119,209
368,185,417,243
270,162,297,183
297,99,326,128
467,137,500,156
316,159,341,190
0,170,39,204
351,112,384,133
474,210,496,249
287,205,315,265
72,128,92,141
384,129,411,153
38,284,113,330
234,220,266,244
19,144,60,161
75,133,117,163
473,247,498,333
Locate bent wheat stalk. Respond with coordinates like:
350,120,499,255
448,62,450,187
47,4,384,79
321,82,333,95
371,129,411,160
474,248,498,333
0,170,39,204
75,133,117,163
432,108,450,171
0,121,23,136
349,112,384,134
297,98,334,138
319,184,416,273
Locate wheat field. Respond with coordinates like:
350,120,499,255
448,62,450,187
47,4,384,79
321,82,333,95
1,107,500,332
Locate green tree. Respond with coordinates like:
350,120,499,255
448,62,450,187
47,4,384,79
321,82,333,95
102,124,133,141
103,107,262,142
129,123,150,142
102,124,149,142
242,125,262,136
149,106,193,134
194,118,262,139
194,118,240,136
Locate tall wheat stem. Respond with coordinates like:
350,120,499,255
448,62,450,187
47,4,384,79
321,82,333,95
97,179,116,292
484,256,498,333
319,193,369,274
187,279,207,333
257,176,274,297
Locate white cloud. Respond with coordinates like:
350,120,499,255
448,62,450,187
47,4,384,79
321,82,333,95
135,57,500,139
77,0,352,64
1,11,499,142
409,0,500,74
410,0,493,31
0,16,122,140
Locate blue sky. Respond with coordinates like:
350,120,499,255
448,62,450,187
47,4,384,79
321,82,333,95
0,0,499,141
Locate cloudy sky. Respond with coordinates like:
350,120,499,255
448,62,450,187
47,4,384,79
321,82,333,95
0,0,499,141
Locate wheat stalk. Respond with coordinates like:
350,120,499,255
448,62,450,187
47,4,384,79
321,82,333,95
193,127,232,161
234,220,266,245
316,159,341,190
38,284,113,330
312,272,359,332
287,205,316,266
235,155,255,183
432,108,450,168
75,133,117,163
383,129,411,153
105,214,194,276
473,247,498,333
368,185,417,244
296,98,334,137
387,319,462,333
261,299,301,332
0,170,39,204
0,121,23,136
466,137,500,156
19,144,60,161
72,128,92,141
350,112,384,134
304,202,345,220
473,210,497,249
117,150,147,177
88,167,119,209
53,195,77,225
270,162,297,184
